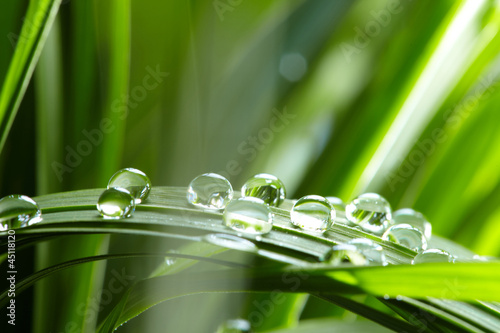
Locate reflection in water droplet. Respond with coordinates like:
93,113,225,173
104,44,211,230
290,195,335,233
0,195,42,230
348,238,387,265
216,318,251,333
241,173,286,207
97,188,135,219
204,233,257,252
187,173,233,210
223,198,272,235
108,168,151,204
330,244,369,266
345,193,391,234
412,249,453,264
165,250,179,266
382,224,427,252
392,208,432,240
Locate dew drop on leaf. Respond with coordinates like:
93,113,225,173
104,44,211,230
97,188,135,219
0,195,42,230
241,173,286,207
412,249,453,264
187,173,233,210
348,238,387,265
290,195,335,233
345,193,391,234
107,168,151,204
223,197,272,235
382,223,427,252
392,208,432,240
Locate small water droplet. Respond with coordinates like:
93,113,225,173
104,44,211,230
0,195,42,230
345,193,391,234
383,294,390,300
325,196,346,211
216,318,251,333
97,188,135,219
290,195,335,233
330,244,369,266
107,168,151,204
241,173,286,207
204,233,257,252
223,197,272,235
187,173,233,210
382,224,427,252
392,208,432,240
412,249,453,264
348,238,387,265
165,250,179,266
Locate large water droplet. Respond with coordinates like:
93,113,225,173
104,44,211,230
204,233,257,252
345,193,391,234
97,188,135,219
290,195,335,233
241,173,286,207
216,319,251,333
0,195,42,230
348,238,387,265
223,198,272,235
412,249,453,264
108,168,151,204
330,244,369,266
392,208,432,240
187,173,233,210
382,223,427,252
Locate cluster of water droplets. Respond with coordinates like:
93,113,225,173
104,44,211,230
0,194,42,231
185,173,458,265
97,168,151,219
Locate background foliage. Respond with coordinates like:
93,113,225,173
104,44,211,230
1,0,500,332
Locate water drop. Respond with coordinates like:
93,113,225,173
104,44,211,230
348,238,387,265
223,197,272,235
290,195,335,233
0,195,42,230
107,168,151,204
204,233,257,252
187,173,233,210
330,244,369,266
216,318,251,333
345,193,391,234
392,208,432,240
412,249,453,264
97,188,135,219
382,223,427,252
241,173,286,207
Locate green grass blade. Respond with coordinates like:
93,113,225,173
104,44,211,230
0,0,62,153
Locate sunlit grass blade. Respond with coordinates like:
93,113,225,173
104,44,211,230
0,0,62,153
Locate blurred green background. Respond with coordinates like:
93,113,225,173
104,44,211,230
2,0,500,332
